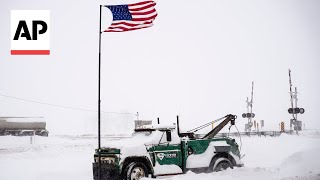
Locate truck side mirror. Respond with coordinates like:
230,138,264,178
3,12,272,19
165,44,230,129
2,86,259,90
166,130,172,142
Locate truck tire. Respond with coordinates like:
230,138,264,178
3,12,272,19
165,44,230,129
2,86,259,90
211,157,233,172
20,131,29,136
40,131,48,137
125,162,148,180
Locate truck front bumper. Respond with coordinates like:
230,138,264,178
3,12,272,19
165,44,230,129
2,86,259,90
236,163,244,167
92,163,121,180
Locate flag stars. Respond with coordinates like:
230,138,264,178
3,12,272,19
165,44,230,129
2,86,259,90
113,13,132,20
106,5,132,21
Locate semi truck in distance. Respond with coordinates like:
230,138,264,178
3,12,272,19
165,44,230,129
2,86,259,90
0,117,49,136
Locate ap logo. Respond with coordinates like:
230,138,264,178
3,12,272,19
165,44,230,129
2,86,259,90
11,10,50,55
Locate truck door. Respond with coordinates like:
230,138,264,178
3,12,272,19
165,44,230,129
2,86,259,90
152,130,183,175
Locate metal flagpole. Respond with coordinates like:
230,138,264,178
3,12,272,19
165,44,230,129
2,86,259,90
98,4,102,180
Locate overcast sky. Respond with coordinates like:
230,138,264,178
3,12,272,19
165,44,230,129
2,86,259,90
0,0,319,135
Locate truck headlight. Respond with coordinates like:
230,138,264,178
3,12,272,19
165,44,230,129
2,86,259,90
102,157,115,164
95,157,116,164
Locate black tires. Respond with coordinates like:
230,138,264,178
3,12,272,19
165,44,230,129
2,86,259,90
124,162,148,180
40,131,48,137
210,157,233,172
20,131,32,136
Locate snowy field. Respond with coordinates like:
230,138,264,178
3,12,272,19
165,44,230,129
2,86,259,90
1,130,320,180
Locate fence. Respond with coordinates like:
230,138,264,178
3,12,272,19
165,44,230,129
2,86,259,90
211,130,294,138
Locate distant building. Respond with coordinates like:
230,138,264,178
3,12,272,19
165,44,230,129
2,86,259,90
134,120,152,129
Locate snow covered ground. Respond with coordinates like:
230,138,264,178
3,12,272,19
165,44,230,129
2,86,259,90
1,130,320,180
153,131,320,180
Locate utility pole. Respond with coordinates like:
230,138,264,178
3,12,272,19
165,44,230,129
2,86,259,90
242,81,255,133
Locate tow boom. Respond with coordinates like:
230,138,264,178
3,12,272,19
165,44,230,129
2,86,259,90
202,114,236,139
187,114,237,139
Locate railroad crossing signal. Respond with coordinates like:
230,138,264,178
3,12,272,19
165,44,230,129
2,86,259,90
288,108,305,114
242,113,255,118
244,81,255,132
288,69,305,133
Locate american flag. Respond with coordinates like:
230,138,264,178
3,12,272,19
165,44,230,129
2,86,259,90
104,1,157,32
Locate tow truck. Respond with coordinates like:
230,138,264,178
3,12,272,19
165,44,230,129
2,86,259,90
92,114,243,180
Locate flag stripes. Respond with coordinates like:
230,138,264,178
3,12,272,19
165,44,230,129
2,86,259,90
104,1,157,32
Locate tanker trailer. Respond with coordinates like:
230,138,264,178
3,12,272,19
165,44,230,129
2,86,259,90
0,117,49,136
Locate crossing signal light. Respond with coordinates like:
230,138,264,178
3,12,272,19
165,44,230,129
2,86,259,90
242,113,255,118
288,108,305,114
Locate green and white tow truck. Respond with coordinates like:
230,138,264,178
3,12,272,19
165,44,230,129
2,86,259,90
92,114,243,180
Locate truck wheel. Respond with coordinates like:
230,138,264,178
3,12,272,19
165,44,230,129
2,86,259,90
125,162,148,180
211,157,233,172
40,131,48,137
20,131,28,136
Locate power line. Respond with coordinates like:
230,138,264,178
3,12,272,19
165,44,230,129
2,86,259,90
0,93,135,115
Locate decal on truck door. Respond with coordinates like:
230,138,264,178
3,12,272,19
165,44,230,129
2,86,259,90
156,152,177,161
157,153,165,160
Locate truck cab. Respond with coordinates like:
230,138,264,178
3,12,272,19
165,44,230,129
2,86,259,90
93,116,243,180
